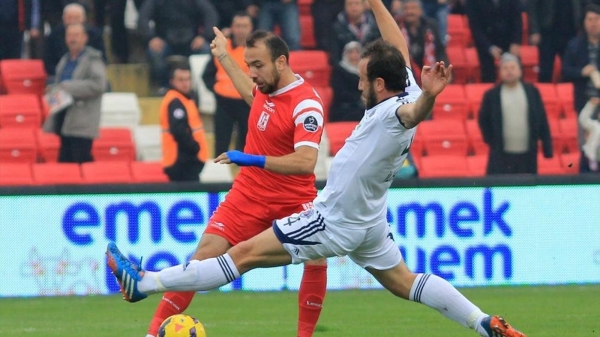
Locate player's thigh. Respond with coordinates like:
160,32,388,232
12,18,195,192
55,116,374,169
229,228,293,274
275,202,327,267
204,190,271,245
273,209,366,264
192,234,232,260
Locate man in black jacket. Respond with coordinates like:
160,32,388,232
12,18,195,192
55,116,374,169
329,0,380,64
527,0,583,83
465,0,522,83
0,0,38,60
479,53,553,175
138,0,219,89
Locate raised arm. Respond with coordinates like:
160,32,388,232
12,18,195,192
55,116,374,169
366,0,410,67
397,61,452,128
209,27,255,105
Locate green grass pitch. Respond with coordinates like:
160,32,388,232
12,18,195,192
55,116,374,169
1,285,599,336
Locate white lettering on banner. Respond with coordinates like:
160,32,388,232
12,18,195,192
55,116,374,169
1,186,600,297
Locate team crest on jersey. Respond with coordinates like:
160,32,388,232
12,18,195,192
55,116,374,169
303,116,319,132
257,111,270,131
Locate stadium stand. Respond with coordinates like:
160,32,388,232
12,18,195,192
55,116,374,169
36,129,60,162
100,92,141,128
134,125,162,162
289,50,331,87
0,94,42,129
419,155,470,178
92,128,136,162
0,128,37,163
418,120,468,156
130,161,169,183
81,161,133,184
0,163,34,186
431,84,468,120
200,161,233,183
0,59,46,96
465,83,493,118
324,121,358,156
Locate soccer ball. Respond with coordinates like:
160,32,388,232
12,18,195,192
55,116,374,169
158,314,206,337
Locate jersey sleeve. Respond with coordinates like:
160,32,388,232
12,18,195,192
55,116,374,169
292,98,325,149
381,69,422,136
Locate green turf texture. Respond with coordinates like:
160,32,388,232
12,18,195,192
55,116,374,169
1,285,598,336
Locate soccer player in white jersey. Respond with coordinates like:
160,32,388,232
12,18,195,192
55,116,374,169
106,0,527,335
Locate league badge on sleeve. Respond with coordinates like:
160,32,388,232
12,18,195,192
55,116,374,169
173,108,185,119
303,116,319,132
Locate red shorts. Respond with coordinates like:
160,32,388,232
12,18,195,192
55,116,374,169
204,187,314,245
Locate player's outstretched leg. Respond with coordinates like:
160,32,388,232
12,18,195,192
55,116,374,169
106,242,147,303
369,263,526,337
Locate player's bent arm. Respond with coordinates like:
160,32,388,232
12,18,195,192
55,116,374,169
367,0,410,67
396,91,437,129
264,145,318,175
217,53,254,105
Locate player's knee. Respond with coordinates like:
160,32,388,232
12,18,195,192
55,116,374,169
304,258,327,266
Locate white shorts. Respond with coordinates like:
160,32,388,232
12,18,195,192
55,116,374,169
272,208,402,270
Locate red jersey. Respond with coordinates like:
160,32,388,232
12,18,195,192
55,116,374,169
233,75,324,206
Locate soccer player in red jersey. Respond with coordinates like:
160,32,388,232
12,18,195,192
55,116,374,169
144,28,327,337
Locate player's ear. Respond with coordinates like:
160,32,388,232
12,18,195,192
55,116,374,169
375,78,385,92
276,55,286,71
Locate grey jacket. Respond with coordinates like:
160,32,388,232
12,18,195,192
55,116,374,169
43,46,106,139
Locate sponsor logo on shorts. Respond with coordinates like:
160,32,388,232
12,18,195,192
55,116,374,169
293,247,300,256
299,209,314,218
210,222,225,231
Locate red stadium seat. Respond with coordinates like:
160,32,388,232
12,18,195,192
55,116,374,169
546,119,564,153
419,155,469,178
314,86,333,122
289,51,331,87
555,83,576,118
36,129,60,162
325,121,358,156
465,83,493,118
300,15,316,49
419,120,468,156
535,84,561,120
466,155,487,176
447,14,468,48
92,128,136,161
446,48,470,84
520,46,539,83
465,119,489,156
538,153,566,175
81,161,133,184
0,59,47,96
559,117,579,153
0,94,42,129
0,163,33,186
32,163,83,185
561,152,580,174
431,84,468,119
0,128,37,163
464,48,480,83
130,161,169,183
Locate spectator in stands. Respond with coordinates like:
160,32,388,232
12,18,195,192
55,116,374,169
421,0,449,44
563,4,600,172
43,23,107,163
465,0,522,83
312,0,344,51
160,63,209,181
252,0,301,51
208,0,256,32
138,0,219,91
395,0,447,71
44,3,105,77
579,98,600,171
329,41,364,122
0,0,40,60
330,0,380,64
203,12,253,157
478,53,553,175
94,0,145,63
527,0,583,83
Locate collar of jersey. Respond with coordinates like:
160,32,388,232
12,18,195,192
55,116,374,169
369,92,409,111
269,74,304,97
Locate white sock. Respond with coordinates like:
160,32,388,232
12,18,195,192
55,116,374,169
138,254,240,294
409,274,488,333
145,335,154,337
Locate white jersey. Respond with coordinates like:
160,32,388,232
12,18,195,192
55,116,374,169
315,68,422,228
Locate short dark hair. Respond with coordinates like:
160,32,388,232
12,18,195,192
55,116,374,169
586,4,600,16
168,60,191,80
361,39,408,92
232,10,252,22
246,30,290,63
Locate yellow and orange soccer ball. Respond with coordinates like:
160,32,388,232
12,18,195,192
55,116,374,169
158,314,206,337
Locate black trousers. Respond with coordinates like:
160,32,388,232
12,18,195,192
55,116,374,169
0,25,23,60
476,47,498,83
486,151,537,175
94,0,144,62
311,0,344,51
538,30,571,83
214,93,250,156
164,160,204,182
59,136,94,163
